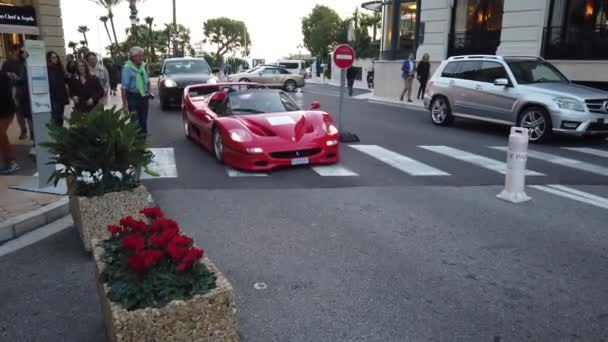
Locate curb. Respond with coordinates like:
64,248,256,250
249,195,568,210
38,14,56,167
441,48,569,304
0,197,69,244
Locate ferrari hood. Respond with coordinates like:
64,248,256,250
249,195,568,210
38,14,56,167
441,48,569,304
234,111,325,142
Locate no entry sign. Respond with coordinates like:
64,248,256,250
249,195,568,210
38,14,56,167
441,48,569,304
333,44,355,69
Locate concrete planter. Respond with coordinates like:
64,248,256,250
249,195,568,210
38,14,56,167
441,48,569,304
67,180,150,252
92,242,239,342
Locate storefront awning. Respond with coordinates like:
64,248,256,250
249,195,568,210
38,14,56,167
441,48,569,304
0,24,39,35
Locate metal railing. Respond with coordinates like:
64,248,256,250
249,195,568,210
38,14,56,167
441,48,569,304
447,31,501,57
542,25,608,60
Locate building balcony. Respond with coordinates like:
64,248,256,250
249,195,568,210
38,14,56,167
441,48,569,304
542,25,608,60
447,31,501,57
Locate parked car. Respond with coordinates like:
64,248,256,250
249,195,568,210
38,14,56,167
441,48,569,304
424,55,608,143
227,65,305,92
158,57,212,111
181,82,337,171
277,59,306,76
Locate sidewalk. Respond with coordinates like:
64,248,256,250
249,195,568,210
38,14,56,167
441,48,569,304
0,94,124,244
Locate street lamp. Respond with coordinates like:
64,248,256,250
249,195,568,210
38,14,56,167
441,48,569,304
170,32,178,57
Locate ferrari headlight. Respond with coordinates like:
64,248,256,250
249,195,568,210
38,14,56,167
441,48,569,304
324,123,339,135
230,129,252,142
553,97,584,112
164,79,177,88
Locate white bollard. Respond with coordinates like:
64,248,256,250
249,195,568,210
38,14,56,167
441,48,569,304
497,127,532,203
295,88,304,108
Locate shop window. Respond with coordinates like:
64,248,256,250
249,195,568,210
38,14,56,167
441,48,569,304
398,2,417,51
543,0,608,59
448,0,504,56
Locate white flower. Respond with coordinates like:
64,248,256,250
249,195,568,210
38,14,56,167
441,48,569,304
81,171,91,178
126,168,135,176
111,171,123,180
93,170,103,179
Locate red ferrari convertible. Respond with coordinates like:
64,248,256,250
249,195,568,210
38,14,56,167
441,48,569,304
181,82,340,171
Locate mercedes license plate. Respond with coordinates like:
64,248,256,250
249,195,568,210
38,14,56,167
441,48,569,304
291,157,309,165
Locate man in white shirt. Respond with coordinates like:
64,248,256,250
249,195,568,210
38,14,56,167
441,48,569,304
86,52,110,105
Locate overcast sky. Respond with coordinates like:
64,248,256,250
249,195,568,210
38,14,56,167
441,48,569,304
60,0,368,61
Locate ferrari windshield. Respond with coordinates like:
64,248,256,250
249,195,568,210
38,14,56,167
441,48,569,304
163,59,211,74
226,90,300,114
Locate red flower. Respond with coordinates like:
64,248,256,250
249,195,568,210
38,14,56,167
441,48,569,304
122,234,145,251
119,216,148,233
127,249,164,274
171,235,192,247
107,225,122,237
149,226,179,247
177,247,204,272
140,207,164,219
166,243,187,262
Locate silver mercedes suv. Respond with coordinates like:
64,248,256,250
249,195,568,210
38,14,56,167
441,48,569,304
423,55,608,143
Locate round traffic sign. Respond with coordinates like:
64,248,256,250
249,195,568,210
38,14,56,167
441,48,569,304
333,44,356,69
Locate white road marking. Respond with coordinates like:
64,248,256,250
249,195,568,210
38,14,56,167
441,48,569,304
562,147,608,159
530,185,608,210
311,164,358,176
142,148,178,179
547,185,608,205
225,167,268,177
349,145,449,176
304,90,340,97
491,146,608,177
419,145,544,176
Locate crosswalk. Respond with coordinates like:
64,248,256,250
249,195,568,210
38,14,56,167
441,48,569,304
222,144,608,180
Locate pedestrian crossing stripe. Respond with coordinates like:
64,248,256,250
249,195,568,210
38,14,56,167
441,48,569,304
311,164,358,176
562,147,608,159
141,148,178,179
349,145,450,176
225,167,269,177
419,145,544,176
490,146,608,177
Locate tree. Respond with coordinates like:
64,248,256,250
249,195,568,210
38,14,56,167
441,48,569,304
203,17,251,58
99,16,115,57
78,26,90,46
68,41,78,55
89,0,121,50
144,17,156,62
301,5,343,58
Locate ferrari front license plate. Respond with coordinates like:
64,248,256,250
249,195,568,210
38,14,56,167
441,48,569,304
291,157,309,165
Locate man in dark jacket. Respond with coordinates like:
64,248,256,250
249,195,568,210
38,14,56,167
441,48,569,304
1,45,31,141
346,66,357,96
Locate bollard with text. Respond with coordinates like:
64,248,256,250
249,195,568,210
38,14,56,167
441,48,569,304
333,44,359,143
497,127,532,203
11,40,66,195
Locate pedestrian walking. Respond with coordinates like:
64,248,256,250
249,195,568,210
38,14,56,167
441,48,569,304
121,47,152,134
69,60,105,113
0,69,19,174
1,44,32,143
346,66,357,96
47,51,70,126
108,61,121,96
416,53,431,100
400,53,416,103
86,52,110,105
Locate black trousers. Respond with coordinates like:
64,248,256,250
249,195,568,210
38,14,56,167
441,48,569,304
417,78,428,99
347,79,355,96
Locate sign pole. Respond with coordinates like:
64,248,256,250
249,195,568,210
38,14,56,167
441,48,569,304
338,69,345,132
11,40,66,195
332,44,359,143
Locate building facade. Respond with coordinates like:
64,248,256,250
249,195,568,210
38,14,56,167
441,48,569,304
362,0,608,100
0,0,65,62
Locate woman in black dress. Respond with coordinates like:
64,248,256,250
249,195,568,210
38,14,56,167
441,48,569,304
69,60,104,113
416,53,431,100
46,51,69,126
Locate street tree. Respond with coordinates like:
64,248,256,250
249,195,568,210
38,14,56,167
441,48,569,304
144,17,157,62
301,5,343,58
77,26,90,46
203,17,251,58
99,16,115,57
68,41,78,55
89,0,121,49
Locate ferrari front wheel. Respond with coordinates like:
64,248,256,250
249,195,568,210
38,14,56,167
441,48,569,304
213,129,224,163
183,112,192,140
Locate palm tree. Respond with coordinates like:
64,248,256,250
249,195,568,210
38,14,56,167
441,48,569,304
144,16,156,62
89,0,121,49
77,26,90,46
68,41,78,55
99,16,114,57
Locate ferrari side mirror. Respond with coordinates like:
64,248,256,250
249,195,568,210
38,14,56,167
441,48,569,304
309,101,321,110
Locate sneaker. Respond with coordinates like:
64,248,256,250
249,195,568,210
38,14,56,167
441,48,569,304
0,161,20,174
29,147,36,156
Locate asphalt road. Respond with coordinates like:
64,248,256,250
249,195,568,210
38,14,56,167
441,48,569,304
141,82,608,341
0,81,606,341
